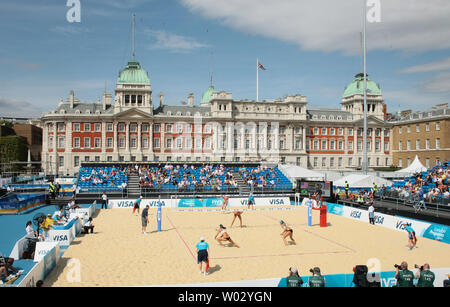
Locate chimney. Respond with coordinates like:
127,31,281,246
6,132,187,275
69,90,75,108
159,91,164,108
188,93,194,107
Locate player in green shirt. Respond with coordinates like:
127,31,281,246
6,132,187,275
286,267,303,287
308,267,326,287
415,264,435,287
395,262,414,287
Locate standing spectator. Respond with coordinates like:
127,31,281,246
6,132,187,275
368,204,375,225
415,263,435,287
101,191,108,209
49,182,56,199
55,183,61,198
395,261,414,287
344,181,349,199
141,205,149,235
196,237,210,276
308,267,325,287
286,267,303,287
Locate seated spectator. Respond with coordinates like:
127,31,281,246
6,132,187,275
83,218,95,234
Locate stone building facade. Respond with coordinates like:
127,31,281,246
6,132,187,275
40,61,392,176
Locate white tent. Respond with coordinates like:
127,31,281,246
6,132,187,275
278,165,325,181
395,155,427,174
333,174,393,189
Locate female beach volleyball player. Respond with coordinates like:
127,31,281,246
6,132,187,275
133,196,143,215
404,223,417,250
222,195,229,211
230,210,243,228
280,220,296,246
215,224,240,248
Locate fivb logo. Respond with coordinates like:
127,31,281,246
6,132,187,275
66,0,81,23
366,0,381,23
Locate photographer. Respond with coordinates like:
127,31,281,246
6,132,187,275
308,267,325,287
415,263,435,287
286,267,303,287
394,261,414,287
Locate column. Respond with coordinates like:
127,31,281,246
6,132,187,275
101,122,106,155
125,121,130,153
114,122,118,155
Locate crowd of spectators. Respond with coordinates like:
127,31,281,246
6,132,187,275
79,166,128,189
239,165,282,189
137,163,238,192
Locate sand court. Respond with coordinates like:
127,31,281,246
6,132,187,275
44,206,450,287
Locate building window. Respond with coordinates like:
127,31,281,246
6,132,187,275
176,137,183,149
375,140,380,152
384,129,390,137
95,123,101,132
57,123,65,132
375,129,381,137
84,138,90,148
384,142,389,152
338,157,342,167
130,137,137,148
84,123,91,132
107,123,113,131
338,140,343,150
436,122,440,130
94,138,101,148
313,128,319,135
407,126,411,133
74,137,80,148
95,156,100,162
330,128,335,135
348,157,353,166
154,138,160,148
330,140,335,150
130,124,137,132
166,138,172,148
416,140,420,150
166,124,172,133
313,157,318,167
107,138,113,148
426,158,430,168
330,157,334,167
399,159,403,167
296,157,301,166
125,95,130,104
74,156,79,167
313,140,319,150
399,141,402,150
436,138,440,149
426,139,430,149
131,95,136,104
357,128,363,136
279,139,285,150
195,138,202,149
107,156,112,162
426,123,430,131
321,128,327,135
295,139,301,150
338,128,343,136
138,95,142,104
321,140,327,150
322,157,326,167
195,125,202,133
58,137,65,148
74,123,80,132
177,123,183,133
142,137,148,148
142,124,148,132
154,124,160,133
205,125,212,134
205,138,211,149
348,141,353,151
376,157,380,166
118,123,125,132
399,127,402,134
357,140,362,152
416,124,420,132
348,128,353,136
407,158,411,166
119,156,124,162
407,140,411,150
59,156,64,167
119,138,125,148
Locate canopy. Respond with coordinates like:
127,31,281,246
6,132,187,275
395,155,427,174
333,174,392,189
278,165,325,181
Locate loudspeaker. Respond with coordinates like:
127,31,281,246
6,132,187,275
444,279,450,288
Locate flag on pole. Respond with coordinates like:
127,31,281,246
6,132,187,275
258,61,266,70
181,101,187,105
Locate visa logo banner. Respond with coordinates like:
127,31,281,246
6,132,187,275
52,235,68,242
147,200,166,207
117,201,134,208
270,199,285,205
350,210,362,219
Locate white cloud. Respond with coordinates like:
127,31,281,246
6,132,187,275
398,57,450,74
145,29,210,53
0,97,44,118
421,72,450,93
180,0,450,55
383,89,449,112
51,25,90,36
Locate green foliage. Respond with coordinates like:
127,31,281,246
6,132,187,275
0,136,28,171
0,120,13,129
373,165,401,172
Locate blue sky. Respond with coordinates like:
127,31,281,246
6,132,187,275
1,0,450,117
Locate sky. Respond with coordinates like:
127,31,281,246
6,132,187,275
0,0,450,118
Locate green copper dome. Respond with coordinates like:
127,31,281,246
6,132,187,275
117,61,150,85
201,85,216,104
343,73,381,98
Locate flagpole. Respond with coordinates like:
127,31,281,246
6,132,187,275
256,58,259,102
363,0,368,174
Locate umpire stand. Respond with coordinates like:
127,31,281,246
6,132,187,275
308,196,328,228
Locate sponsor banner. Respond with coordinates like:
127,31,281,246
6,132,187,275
33,242,59,262
320,202,450,244
48,226,74,247
108,197,291,209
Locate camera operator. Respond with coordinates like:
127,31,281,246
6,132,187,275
394,261,414,287
308,267,325,287
415,263,435,287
